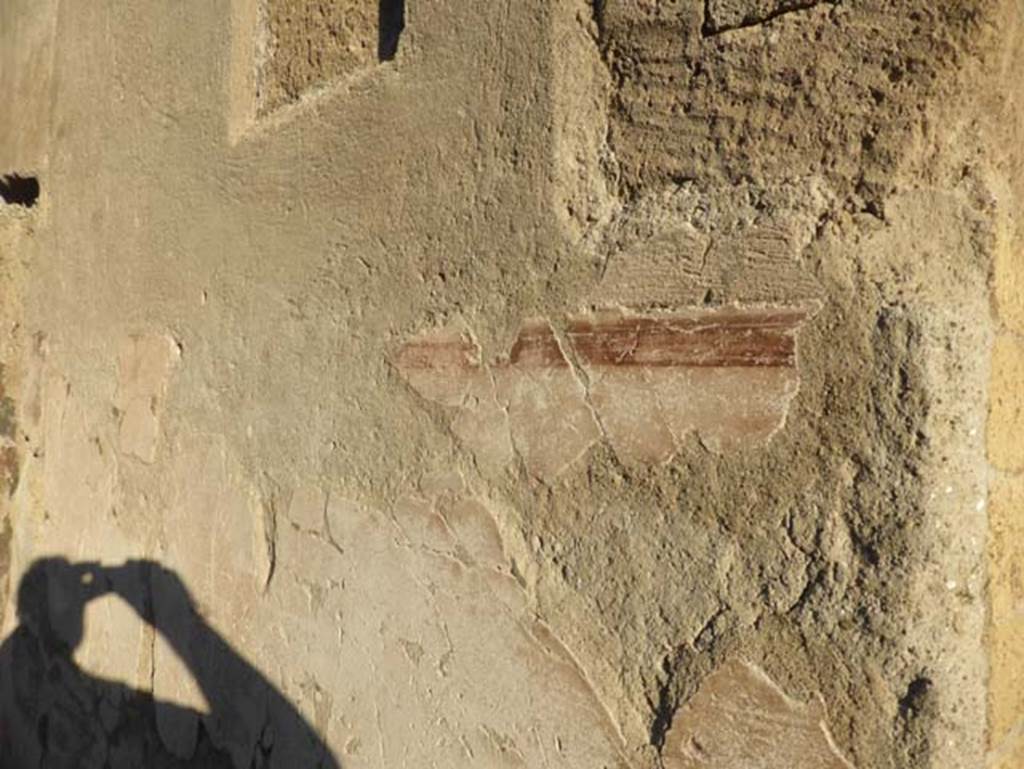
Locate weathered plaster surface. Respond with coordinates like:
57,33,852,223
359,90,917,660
660,657,854,768
0,0,1021,767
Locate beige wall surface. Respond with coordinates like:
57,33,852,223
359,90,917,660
0,1,1022,767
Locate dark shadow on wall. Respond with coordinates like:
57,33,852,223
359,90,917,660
0,175,39,208
378,0,405,61
0,558,341,768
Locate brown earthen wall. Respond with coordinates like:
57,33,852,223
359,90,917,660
0,1,1021,767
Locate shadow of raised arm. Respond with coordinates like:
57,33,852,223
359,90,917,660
107,560,341,769
0,558,340,767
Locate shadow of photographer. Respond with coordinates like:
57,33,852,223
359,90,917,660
0,557,340,768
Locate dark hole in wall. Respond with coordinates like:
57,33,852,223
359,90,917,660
592,0,606,38
379,0,405,61
0,174,39,208
899,676,933,718
897,674,935,763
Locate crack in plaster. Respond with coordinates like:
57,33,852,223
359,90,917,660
702,0,835,37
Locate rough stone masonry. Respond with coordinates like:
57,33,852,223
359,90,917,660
0,0,1022,767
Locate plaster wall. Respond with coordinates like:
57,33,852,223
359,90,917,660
0,1,1022,767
